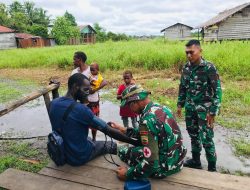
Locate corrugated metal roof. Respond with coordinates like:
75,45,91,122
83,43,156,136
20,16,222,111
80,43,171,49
0,25,15,33
197,2,250,28
78,25,97,34
161,23,193,32
15,33,41,39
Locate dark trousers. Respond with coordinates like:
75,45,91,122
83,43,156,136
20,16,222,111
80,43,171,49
88,140,117,161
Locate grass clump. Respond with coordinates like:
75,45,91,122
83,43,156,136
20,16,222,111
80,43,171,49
231,139,250,157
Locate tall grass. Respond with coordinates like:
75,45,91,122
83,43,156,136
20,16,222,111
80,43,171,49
0,40,250,78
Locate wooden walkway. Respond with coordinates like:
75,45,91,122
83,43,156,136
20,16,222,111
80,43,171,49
0,156,249,190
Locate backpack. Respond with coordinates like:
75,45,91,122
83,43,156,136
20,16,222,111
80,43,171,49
47,102,77,166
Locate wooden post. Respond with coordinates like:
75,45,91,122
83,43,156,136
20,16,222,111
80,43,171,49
0,83,59,117
43,93,51,113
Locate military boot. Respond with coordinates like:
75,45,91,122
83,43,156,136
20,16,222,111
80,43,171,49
208,161,216,172
184,152,202,169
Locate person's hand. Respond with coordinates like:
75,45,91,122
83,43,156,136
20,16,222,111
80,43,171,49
89,88,96,94
108,122,126,133
177,107,182,118
116,166,128,181
207,114,215,128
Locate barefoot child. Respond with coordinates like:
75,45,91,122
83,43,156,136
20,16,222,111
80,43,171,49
117,71,138,128
88,62,107,141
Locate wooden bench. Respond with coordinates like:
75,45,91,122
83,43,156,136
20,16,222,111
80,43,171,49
0,156,249,190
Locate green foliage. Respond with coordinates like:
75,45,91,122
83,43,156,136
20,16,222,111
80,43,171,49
0,3,10,26
64,11,77,26
9,1,25,16
0,78,36,104
0,40,250,79
9,11,29,32
28,24,48,38
93,23,107,42
52,16,80,45
232,139,250,157
0,1,49,35
0,141,48,174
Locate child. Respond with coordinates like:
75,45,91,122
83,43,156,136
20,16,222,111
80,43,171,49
88,62,107,141
117,71,138,128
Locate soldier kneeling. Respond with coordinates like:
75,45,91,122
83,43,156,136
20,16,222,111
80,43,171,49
111,84,187,180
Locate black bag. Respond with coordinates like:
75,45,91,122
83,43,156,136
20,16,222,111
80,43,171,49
47,102,77,166
47,131,65,166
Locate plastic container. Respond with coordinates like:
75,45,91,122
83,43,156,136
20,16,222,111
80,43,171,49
124,180,151,190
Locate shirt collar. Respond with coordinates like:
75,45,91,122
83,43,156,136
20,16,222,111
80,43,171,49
187,58,206,67
141,101,154,115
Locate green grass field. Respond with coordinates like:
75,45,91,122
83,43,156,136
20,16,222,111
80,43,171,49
1,39,250,79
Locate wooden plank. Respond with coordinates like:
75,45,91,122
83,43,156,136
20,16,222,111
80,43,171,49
45,156,250,190
165,168,250,190
0,83,59,117
0,168,102,190
39,166,122,190
40,166,205,190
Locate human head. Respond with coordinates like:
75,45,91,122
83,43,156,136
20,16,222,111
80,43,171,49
90,62,99,75
121,84,150,114
185,39,202,64
123,70,133,85
73,51,87,68
68,73,90,103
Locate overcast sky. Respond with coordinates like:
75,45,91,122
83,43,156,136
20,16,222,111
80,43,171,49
2,0,249,35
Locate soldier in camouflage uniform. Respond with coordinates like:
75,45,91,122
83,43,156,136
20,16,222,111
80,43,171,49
111,84,187,180
177,39,222,172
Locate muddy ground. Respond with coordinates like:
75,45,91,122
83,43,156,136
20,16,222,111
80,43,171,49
0,67,249,176
0,97,250,175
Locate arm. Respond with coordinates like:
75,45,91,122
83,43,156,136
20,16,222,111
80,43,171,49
177,71,186,109
90,116,141,146
117,85,124,100
207,64,222,116
109,122,140,139
95,80,108,91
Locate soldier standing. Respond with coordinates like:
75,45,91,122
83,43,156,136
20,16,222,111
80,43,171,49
111,84,187,180
177,39,222,172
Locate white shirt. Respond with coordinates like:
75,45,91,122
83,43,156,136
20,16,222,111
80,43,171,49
71,66,91,78
88,75,99,102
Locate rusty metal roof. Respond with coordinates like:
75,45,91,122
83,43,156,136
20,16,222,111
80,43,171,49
197,2,250,28
15,33,41,39
161,23,193,32
0,25,15,33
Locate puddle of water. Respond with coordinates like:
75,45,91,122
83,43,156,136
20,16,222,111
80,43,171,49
0,98,249,174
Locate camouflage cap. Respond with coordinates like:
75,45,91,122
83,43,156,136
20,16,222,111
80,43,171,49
121,84,150,107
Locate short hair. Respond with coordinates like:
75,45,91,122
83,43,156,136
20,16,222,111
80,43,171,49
74,51,87,62
68,73,89,90
186,39,201,47
123,70,133,77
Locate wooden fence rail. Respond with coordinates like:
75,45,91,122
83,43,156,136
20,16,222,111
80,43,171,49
0,83,59,117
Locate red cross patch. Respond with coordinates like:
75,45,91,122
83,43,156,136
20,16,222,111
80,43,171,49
143,147,151,158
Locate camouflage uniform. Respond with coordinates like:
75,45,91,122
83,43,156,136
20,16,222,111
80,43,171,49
118,102,187,180
177,58,222,162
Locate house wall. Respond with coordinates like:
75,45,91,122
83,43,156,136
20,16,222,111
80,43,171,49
164,25,192,40
204,26,219,41
218,7,250,40
204,6,250,41
0,33,17,49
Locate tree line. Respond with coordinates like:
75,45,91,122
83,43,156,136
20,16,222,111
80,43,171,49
0,1,131,45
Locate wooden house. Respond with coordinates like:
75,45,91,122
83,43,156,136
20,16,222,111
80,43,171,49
197,2,250,41
0,25,16,50
161,23,193,40
79,25,96,44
